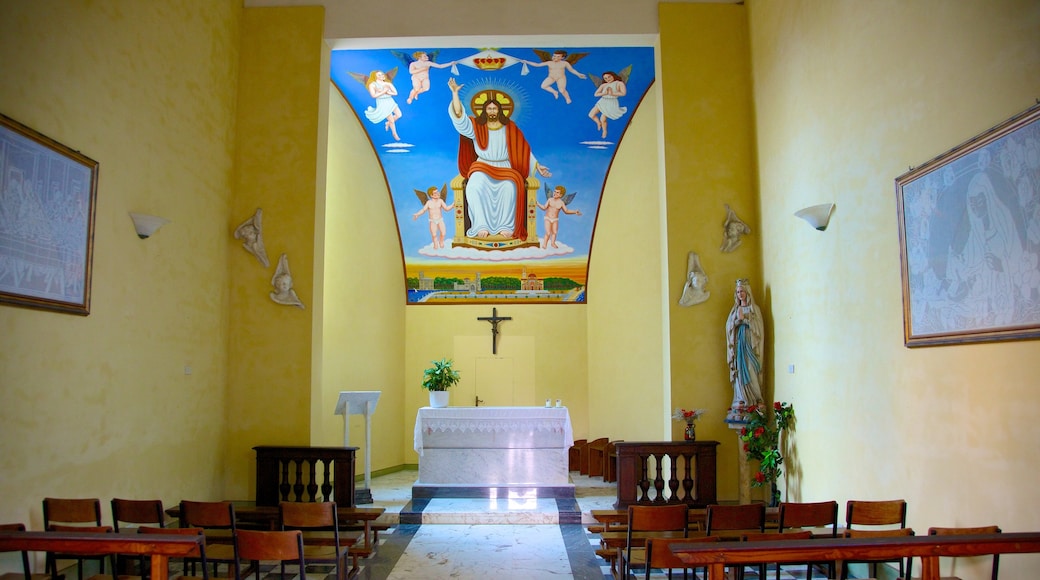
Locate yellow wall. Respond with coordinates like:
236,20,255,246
0,0,239,526
318,86,407,471
748,0,1040,577
660,3,762,500
223,6,325,500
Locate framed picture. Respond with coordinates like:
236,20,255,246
895,103,1040,347
0,113,98,315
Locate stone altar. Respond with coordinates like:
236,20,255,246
412,406,574,498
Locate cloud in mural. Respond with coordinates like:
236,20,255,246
451,49,530,76
418,241,574,261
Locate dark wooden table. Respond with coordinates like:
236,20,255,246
0,529,202,580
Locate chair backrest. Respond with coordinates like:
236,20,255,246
111,499,165,531
846,527,915,538
628,504,690,534
179,501,236,531
644,536,719,579
235,530,305,580
705,503,766,534
845,499,906,528
279,501,337,529
779,500,838,537
929,526,1001,580
43,498,102,528
0,523,33,580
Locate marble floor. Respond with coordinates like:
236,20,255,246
325,469,831,580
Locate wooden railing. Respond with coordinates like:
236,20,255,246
671,532,1040,580
0,530,202,580
614,441,718,509
254,445,356,507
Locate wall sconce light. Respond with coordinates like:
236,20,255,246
794,203,835,231
128,212,170,239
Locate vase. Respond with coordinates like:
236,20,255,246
769,481,781,507
429,391,449,408
684,421,696,441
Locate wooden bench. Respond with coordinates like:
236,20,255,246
670,531,1040,580
0,530,202,580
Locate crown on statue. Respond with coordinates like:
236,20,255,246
474,57,506,70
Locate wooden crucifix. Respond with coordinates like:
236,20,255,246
477,307,512,355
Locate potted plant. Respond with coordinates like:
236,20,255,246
421,357,460,408
738,401,795,506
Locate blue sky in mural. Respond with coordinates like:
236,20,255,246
330,44,655,300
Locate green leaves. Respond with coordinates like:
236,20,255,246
739,402,795,488
421,358,461,391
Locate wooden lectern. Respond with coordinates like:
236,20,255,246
335,390,381,505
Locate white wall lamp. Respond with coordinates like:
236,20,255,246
128,212,170,239
794,203,835,231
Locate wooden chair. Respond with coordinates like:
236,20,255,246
234,530,304,580
278,502,356,580
42,498,112,580
137,527,208,580
568,439,587,472
704,503,766,580
0,523,52,580
643,536,718,580
841,499,910,580
587,438,610,478
604,440,622,483
178,501,238,579
584,438,608,475
777,500,838,579
741,530,813,580
111,499,166,576
928,525,1001,580
619,504,689,579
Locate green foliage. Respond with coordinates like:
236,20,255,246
543,277,580,290
421,358,461,391
482,276,521,290
433,277,464,290
738,402,796,493
406,277,419,289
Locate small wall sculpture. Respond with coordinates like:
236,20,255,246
720,204,752,253
678,251,710,307
270,253,304,309
234,208,270,268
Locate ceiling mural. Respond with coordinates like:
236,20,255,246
330,44,656,304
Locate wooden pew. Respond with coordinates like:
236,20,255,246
0,530,203,580
670,531,1040,580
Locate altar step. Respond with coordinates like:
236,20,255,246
398,496,582,525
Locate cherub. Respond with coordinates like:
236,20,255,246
233,208,270,268
349,68,402,140
392,50,454,104
412,184,454,249
588,66,632,139
270,253,305,309
524,49,588,104
538,183,581,248
721,204,752,253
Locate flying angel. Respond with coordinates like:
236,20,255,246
412,184,454,249
392,50,454,104
349,68,402,140
523,49,589,104
538,183,581,249
588,65,632,138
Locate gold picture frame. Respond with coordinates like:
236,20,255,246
895,103,1040,346
0,113,98,315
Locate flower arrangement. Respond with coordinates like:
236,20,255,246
672,408,707,423
738,401,796,504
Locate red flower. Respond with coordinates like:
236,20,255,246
754,471,766,483
740,427,748,436
754,427,765,437
774,401,783,411
743,443,749,452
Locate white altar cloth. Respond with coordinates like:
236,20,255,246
413,406,574,487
